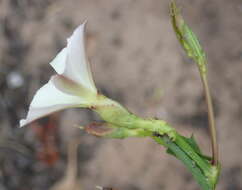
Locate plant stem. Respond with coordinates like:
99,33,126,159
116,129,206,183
201,75,218,166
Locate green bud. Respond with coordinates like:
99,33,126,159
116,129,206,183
170,1,207,76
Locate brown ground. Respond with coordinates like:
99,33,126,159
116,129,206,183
0,0,242,190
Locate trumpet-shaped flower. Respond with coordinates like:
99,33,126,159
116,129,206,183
20,23,97,127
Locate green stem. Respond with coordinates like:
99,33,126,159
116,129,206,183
201,75,218,166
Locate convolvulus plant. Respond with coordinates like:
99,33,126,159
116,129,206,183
21,2,220,189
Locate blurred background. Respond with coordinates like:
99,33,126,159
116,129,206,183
0,0,242,189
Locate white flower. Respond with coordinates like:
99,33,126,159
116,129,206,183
20,23,97,127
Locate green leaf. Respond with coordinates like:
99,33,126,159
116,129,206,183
154,136,213,190
182,135,212,161
185,135,202,153
166,135,212,166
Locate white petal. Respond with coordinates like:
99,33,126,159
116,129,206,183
50,23,97,93
66,23,96,92
30,78,87,108
51,75,89,97
20,105,72,127
20,77,89,127
50,47,67,74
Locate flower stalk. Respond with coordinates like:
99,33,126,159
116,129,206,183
170,1,219,166
201,75,218,165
